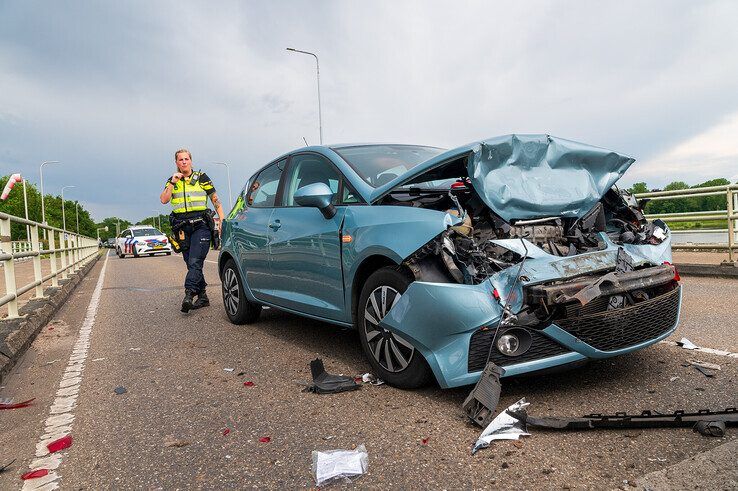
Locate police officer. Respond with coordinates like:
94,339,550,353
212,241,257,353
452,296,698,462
160,148,224,312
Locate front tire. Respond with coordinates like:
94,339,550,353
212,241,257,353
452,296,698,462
357,267,432,389
117,248,124,258
221,259,261,324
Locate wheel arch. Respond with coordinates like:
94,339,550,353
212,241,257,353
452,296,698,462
350,254,413,327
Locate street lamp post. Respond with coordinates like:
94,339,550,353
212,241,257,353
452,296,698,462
286,47,323,144
61,185,75,232
39,160,60,239
152,210,161,230
75,202,80,234
96,226,108,241
212,162,233,210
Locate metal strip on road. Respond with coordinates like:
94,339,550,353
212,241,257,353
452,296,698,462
659,340,738,358
21,253,110,490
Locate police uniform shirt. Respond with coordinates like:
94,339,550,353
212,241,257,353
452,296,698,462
166,172,217,217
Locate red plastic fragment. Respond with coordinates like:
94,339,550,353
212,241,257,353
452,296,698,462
21,469,49,480
223,428,230,436
46,435,73,453
492,289,500,300
0,398,35,410
259,436,271,443
421,437,429,445
243,381,255,387
48,327,54,331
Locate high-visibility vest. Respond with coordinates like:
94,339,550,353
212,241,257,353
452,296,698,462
171,172,210,213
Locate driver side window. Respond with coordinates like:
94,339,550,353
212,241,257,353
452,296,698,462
282,154,340,206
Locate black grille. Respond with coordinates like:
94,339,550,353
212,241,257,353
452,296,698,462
468,329,570,372
556,286,680,352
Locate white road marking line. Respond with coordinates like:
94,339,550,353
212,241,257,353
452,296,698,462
205,259,218,264
659,340,738,358
22,254,110,490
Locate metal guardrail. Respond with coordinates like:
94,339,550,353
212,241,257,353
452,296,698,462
635,184,738,262
0,211,99,319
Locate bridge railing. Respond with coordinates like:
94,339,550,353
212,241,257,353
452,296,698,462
0,211,99,319
635,184,738,262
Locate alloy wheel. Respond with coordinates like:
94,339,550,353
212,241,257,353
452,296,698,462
363,286,415,373
223,268,240,316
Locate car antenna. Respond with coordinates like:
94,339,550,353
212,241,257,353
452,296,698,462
302,137,309,146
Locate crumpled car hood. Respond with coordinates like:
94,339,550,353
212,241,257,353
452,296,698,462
370,134,635,222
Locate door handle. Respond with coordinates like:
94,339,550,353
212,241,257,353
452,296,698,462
268,220,282,230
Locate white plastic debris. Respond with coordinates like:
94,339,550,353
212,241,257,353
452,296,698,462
472,398,531,455
223,368,234,373
688,359,721,371
652,227,667,241
312,444,368,486
677,338,698,350
360,373,385,385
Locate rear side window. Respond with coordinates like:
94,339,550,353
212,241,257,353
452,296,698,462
248,159,286,208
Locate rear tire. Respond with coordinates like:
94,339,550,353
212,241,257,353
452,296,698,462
221,259,261,324
117,248,124,258
357,266,433,389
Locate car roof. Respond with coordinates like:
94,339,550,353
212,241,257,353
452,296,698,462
130,225,159,230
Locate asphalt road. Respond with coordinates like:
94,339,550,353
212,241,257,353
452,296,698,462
0,250,736,489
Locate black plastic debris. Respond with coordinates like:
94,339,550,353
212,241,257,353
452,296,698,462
693,420,726,437
304,359,360,394
512,407,738,431
693,365,715,378
462,362,504,428
113,386,127,395
0,459,15,473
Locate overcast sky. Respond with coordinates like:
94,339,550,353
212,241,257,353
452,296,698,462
1,1,737,222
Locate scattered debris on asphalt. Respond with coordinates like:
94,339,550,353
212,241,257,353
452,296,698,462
237,372,245,376
355,373,385,385
669,376,680,382
92,357,106,362
223,368,234,372
676,337,698,350
21,469,49,480
421,437,429,445
472,398,530,455
47,435,73,453
0,459,15,473
243,381,255,387
303,359,360,394
129,347,141,352
0,398,35,410
259,436,271,443
688,359,721,371
163,436,190,448
113,386,127,395
462,362,504,428
693,420,726,437
312,444,368,487
222,428,230,436
45,359,59,366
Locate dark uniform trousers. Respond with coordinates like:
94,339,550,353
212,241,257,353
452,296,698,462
182,221,211,293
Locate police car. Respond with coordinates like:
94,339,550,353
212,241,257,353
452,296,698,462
116,225,172,258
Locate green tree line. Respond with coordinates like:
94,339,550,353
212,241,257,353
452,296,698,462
0,175,170,242
628,178,733,215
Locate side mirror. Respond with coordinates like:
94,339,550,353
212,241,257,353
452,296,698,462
294,182,336,219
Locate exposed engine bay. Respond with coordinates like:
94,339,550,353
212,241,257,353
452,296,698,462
387,179,669,287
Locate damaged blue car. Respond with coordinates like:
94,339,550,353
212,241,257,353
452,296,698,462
219,134,681,389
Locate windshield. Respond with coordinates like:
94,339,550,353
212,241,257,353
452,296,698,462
132,228,161,237
333,145,445,188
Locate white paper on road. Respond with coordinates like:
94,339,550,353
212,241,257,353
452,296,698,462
472,398,531,455
312,444,368,486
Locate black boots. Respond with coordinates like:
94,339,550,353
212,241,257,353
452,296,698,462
181,290,195,313
194,290,210,309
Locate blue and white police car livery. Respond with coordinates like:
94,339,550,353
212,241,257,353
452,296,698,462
116,225,172,258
